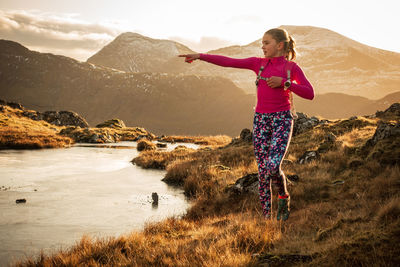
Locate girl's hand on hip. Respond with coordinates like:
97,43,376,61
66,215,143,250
178,54,200,63
267,76,283,88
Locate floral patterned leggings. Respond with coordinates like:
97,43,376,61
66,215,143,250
253,110,293,217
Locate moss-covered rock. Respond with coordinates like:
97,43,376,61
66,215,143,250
96,119,126,129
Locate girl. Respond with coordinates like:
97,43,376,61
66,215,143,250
179,28,314,221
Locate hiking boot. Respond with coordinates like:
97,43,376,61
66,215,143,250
277,196,290,221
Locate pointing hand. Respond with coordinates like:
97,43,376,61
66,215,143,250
178,54,200,63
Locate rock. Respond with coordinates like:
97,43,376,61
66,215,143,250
229,173,258,195
156,142,167,148
96,119,126,129
42,111,89,128
7,102,24,110
137,139,156,151
151,192,159,205
293,112,322,136
376,103,400,117
365,121,400,147
228,128,253,146
89,134,100,143
298,150,320,164
362,120,400,165
239,128,253,143
16,198,26,204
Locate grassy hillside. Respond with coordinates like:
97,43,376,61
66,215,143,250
15,104,400,266
0,105,73,149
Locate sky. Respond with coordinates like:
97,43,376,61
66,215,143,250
0,0,399,61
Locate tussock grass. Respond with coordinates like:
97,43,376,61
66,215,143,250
0,106,73,149
159,135,232,147
16,115,400,266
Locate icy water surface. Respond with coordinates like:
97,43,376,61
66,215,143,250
0,142,195,266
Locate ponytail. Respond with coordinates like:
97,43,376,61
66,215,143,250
286,36,296,61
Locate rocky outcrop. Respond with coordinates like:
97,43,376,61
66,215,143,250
362,120,400,165
376,103,400,118
293,112,328,136
229,173,258,195
1,99,89,127
365,121,400,147
359,103,400,165
25,110,89,128
59,127,117,143
59,126,154,144
227,128,253,146
96,119,126,129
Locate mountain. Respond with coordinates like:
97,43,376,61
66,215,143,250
89,26,400,99
293,91,400,119
87,32,195,73
0,40,254,136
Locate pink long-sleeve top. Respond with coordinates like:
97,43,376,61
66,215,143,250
199,54,314,114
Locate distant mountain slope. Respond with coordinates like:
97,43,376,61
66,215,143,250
87,32,194,73
0,40,254,136
294,91,400,119
89,26,400,99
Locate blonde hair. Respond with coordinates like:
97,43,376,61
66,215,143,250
265,28,296,61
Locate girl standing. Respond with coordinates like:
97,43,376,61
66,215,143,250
179,28,314,220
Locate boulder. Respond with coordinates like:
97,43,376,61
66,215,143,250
239,128,253,143
96,119,126,129
152,192,159,205
362,120,400,165
42,111,89,128
376,103,400,118
365,121,400,147
293,112,325,136
229,173,258,195
298,150,320,164
228,128,253,146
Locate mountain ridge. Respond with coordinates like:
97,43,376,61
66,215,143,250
0,39,254,136
87,25,400,99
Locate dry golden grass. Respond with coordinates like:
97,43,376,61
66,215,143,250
159,135,232,147
0,106,73,149
16,115,400,266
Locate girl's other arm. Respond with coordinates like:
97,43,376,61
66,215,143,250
289,65,314,100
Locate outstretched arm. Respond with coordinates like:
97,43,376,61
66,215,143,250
179,53,259,72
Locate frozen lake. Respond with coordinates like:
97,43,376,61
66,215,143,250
0,141,195,266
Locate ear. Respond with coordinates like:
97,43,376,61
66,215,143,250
278,41,285,50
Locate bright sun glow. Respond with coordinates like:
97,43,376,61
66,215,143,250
0,0,399,61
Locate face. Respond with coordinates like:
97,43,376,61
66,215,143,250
261,34,283,58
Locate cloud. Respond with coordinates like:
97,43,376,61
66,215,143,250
0,10,124,61
168,36,235,52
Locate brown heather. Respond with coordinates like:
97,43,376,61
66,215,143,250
16,114,400,266
0,106,73,149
